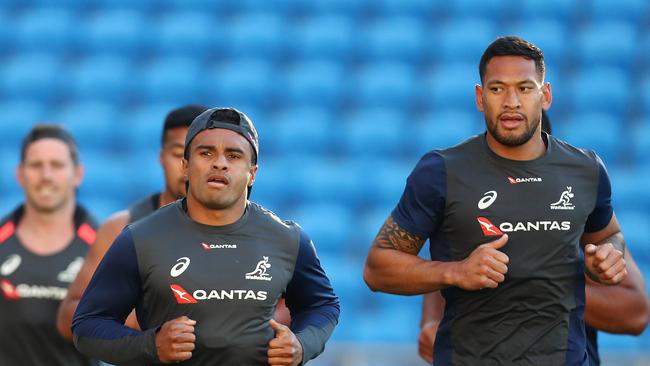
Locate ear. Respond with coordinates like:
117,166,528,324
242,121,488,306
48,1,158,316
73,164,84,188
248,164,258,187
542,82,552,110
159,148,164,168
182,158,189,180
475,84,484,112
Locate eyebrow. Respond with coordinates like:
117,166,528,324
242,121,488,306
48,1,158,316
487,79,538,86
194,144,246,155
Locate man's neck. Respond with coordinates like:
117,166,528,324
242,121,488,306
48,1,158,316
159,190,178,208
17,200,76,255
485,130,546,161
186,195,246,227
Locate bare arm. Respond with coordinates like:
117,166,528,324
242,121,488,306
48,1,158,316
418,291,446,363
585,247,650,335
57,211,130,341
363,216,509,295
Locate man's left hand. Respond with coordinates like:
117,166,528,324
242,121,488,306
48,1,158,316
584,243,627,285
268,319,303,366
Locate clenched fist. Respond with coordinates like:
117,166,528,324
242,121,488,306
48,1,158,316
584,243,627,285
155,316,196,363
453,234,509,290
268,319,302,366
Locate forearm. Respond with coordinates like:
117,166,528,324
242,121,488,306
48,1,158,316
57,297,80,341
421,291,445,328
364,246,456,295
73,319,158,365
585,281,649,334
292,307,338,364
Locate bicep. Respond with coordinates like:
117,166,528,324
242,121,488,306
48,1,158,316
580,213,621,247
373,215,426,255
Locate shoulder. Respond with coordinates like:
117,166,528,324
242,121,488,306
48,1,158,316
127,193,160,224
98,210,131,237
549,135,602,167
248,202,302,239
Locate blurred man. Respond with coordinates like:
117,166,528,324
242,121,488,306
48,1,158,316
57,104,208,340
72,108,339,365
364,36,628,365
0,124,97,365
416,112,650,365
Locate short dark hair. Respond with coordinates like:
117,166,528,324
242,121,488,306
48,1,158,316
162,104,209,145
21,124,79,165
479,36,545,83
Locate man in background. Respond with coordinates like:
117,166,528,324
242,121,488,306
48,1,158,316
0,124,97,365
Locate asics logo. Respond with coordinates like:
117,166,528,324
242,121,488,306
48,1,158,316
478,191,498,210
0,254,21,276
170,257,191,278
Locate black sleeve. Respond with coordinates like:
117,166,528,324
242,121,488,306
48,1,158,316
584,155,614,233
284,229,340,364
72,228,159,365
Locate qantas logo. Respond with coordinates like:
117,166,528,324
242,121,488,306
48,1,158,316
170,284,198,304
170,257,191,278
170,284,267,304
508,176,543,184
0,279,20,300
478,217,570,235
477,217,504,236
0,279,67,300
201,242,237,250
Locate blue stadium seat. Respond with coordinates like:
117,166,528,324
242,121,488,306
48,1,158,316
556,113,622,163
55,101,119,151
353,62,415,109
290,158,364,204
615,209,650,262
86,0,160,11
67,56,134,103
610,166,650,211
358,17,426,63
364,158,414,206
289,0,365,16
576,22,637,68
370,0,441,17
433,18,496,63
282,60,345,108
79,9,148,55
288,15,355,61
77,196,126,223
413,109,481,154
151,12,215,58
569,67,630,115
631,122,650,164
0,100,48,146
289,203,353,253
203,59,275,108
598,333,641,352
509,19,568,67
14,8,77,53
641,74,650,115
140,57,202,103
419,63,478,110
0,53,63,100
339,108,406,156
125,103,179,149
78,151,130,202
0,147,21,204
516,0,579,21
448,0,506,19
265,107,334,155
589,0,647,22
224,13,286,60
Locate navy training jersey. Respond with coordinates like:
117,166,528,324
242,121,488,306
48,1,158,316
393,133,613,366
73,199,340,365
0,205,98,366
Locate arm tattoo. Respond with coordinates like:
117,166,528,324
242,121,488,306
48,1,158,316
373,216,425,255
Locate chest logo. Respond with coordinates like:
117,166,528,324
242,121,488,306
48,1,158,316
201,242,238,250
478,191,498,210
170,257,191,278
477,217,504,236
508,176,543,184
550,186,575,210
170,284,198,304
57,257,84,283
245,256,272,281
0,254,21,276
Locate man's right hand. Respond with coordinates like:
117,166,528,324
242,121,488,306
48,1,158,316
453,234,509,290
155,316,196,363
